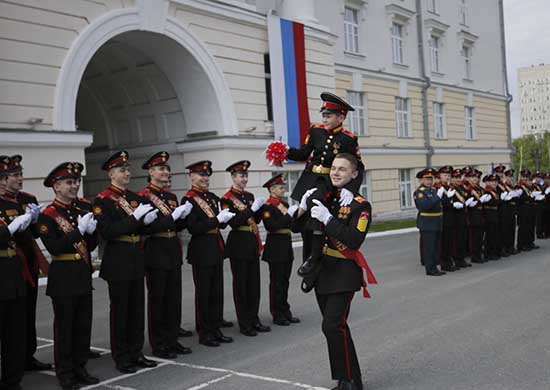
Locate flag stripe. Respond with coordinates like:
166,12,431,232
293,22,310,145
281,18,300,148
267,14,288,144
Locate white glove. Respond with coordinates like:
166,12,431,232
453,201,464,209
7,214,31,235
143,209,159,225
181,201,193,219
77,212,93,235
505,192,514,201
480,194,491,203
545,187,550,195
299,188,317,210
500,191,508,200
311,199,332,225
516,188,523,197
172,203,192,221
86,217,97,234
251,196,267,212
536,194,545,201
436,187,445,198
339,188,354,206
465,197,474,207
288,204,299,217
26,203,41,224
132,203,153,220
446,189,456,198
216,208,236,224
531,191,541,199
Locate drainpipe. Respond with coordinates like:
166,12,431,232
498,0,514,166
415,0,432,167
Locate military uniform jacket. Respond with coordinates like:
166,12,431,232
287,124,364,200
260,196,293,263
0,198,26,300
482,189,500,223
221,188,262,260
451,183,468,218
38,199,97,297
414,186,442,232
497,183,517,217
139,183,186,270
183,186,225,267
515,181,533,217
93,184,149,282
465,184,484,226
435,183,455,227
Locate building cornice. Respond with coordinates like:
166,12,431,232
0,130,93,147
176,135,272,153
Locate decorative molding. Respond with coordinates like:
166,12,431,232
0,130,93,147
424,18,450,36
385,4,415,23
137,0,169,33
175,136,272,153
361,147,425,155
457,29,479,47
432,147,512,155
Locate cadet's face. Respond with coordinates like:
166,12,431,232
54,178,79,200
6,172,23,192
191,172,209,190
472,177,480,185
486,180,497,189
439,173,450,183
232,173,248,190
421,177,434,187
269,184,286,199
451,177,460,185
109,166,131,187
322,112,345,130
149,165,170,184
330,157,358,188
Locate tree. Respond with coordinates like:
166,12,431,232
513,132,550,174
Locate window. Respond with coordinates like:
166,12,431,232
347,91,367,136
433,102,446,139
264,53,273,121
399,169,413,209
283,171,300,206
391,23,404,64
344,7,359,53
427,0,437,13
359,171,371,200
462,45,472,79
395,97,411,137
459,0,467,25
429,35,440,73
465,106,475,140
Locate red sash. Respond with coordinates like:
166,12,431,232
188,191,225,255
227,193,263,255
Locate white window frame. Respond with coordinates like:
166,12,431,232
359,170,371,201
429,35,441,73
344,6,360,54
462,45,472,80
347,90,368,136
399,169,414,209
395,97,412,138
391,22,404,65
459,0,468,26
465,106,476,140
427,0,437,14
433,102,446,139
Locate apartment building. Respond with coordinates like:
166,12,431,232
519,63,550,136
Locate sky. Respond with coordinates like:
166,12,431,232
504,0,550,138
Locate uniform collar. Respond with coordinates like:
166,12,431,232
328,125,343,135
4,189,17,201
267,195,281,206
148,182,163,193
231,186,244,195
53,198,71,210
191,185,206,194
109,184,126,196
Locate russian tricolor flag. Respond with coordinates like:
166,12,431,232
268,14,310,148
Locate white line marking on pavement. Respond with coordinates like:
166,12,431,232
104,385,138,390
79,362,171,390
36,342,54,350
185,373,233,390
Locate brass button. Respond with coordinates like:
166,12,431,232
75,253,81,260
327,140,332,144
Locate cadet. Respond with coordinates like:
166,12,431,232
38,162,100,389
183,161,235,347
498,168,518,256
532,171,546,239
3,155,51,371
260,174,300,326
282,92,364,276
464,169,484,263
0,156,33,390
221,161,271,336
479,174,501,260
516,169,539,251
139,152,193,359
414,168,445,276
92,151,158,374
449,169,471,268
293,153,376,390
436,166,457,272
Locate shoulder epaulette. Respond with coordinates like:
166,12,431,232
42,204,56,217
354,195,367,204
342,129,357,139
222,191,233,199
185,190,197,198
138,188,150,197
96,188,112,199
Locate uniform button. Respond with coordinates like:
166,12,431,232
327,140,332,144
323,152,326,155
329,135,333,139
324,145,328,149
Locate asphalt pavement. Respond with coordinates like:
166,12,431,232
24,232,550,390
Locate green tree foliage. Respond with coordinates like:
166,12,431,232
513,132,550,173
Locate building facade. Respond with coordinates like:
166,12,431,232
0,0,512,220
519,63,550,137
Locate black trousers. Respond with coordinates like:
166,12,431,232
468,225,483,260
420,231,440,274
146,267,181,352
500,211,516,252
191,264,223,340
25,274,38,363
0,295,26,389
52,293,92,382
268,262,293,321
517,215,533,249
107,279,145,365
301,230,313,263
453,215,467,264
535,204,544,238
230,258,261,331
440,224,454,269
316,291,361,383
484,220,499,257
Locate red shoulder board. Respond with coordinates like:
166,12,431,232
185,190,197,198
265,197,280,207
354,195,367,204
311,123,325,129
42,204,57,218
342,129,357,139
222,191,232,200
96,188,112,199
138,188,150,197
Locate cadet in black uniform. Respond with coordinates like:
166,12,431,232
414,168,445,276
183,161,235,347
0,156,32,390
293,153,375,390
435,166,457,272
92,151,158,374
38,162,100,390
4,155,52,372
221,161,271,336
532,171,546,239
516,169,538,252
464,170,484,263
449,169,471,268
479,174,501,260
497,168,518,256
138,152,193,359
260,174,300,326
284,93,364,276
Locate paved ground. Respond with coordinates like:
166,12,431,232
23,232,550,390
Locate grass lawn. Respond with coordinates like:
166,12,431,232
370,218,416,233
